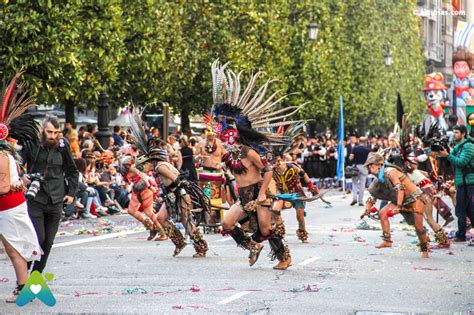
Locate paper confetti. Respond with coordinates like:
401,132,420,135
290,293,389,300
172,306,209,310
414,267,443,271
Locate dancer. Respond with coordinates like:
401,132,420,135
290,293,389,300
0,72,42,303
129,109,210,257
209,60,303,269
118,155,167,241
361,152,430,258
271,126,319,243
389,151,451,248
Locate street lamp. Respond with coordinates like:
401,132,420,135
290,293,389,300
95,90,112,150
384,50,393,67
308,22,319,41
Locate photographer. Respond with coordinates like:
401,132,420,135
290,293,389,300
438,125,474,242
22,116,79,273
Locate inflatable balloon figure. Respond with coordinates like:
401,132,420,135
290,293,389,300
449,48,474,125
422,72,449,133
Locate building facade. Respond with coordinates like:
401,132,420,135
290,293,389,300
416,0,467,84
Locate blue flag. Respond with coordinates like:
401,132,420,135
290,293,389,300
336,96,345,181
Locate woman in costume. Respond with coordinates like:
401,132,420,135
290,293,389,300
0,72,42,303
129,109,210,258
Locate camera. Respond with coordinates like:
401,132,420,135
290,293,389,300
427,136,450,152
25,173,44,200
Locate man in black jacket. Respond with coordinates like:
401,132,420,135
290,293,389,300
22,116,79,273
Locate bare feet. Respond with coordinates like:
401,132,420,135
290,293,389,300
421,251,430,258
152,234,168,241
375,241,393,249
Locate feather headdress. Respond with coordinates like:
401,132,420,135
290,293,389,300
210,59,305,154
0,70,39,146
127,106,168,165
272,122,305,158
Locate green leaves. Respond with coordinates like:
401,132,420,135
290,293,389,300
0,0,424,132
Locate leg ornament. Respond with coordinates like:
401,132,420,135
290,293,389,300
274,221,286,238
191,229,208,257
419,242,429,253
434,229,449,248
382,231,392,243
165,222,187,256
296,228,309,243
143,218,154,230
268,233,292,270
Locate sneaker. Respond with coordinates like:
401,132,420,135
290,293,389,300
82,213,97,219
97,207,109,216
5,287,21,303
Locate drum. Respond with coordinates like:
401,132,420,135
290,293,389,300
198,171,225,224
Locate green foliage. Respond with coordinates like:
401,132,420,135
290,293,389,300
0,0,425,132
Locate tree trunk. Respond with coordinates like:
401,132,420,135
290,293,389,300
65,99,75,127
180,108,190,133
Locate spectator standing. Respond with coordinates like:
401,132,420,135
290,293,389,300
179,136,197,181
350,136,371,206
22,116,79,273
438,124,474,242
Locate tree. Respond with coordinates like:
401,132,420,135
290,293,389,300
0,0,425,134
0,0,125,125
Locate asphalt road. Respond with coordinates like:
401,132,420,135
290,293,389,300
1,191,473,314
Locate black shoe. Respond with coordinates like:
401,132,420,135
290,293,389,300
350,200,357,206
453,237,467,243
358,203,364,206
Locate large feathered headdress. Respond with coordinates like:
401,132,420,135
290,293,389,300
127,106,168,166
210,59,305,154
0,71,39,147
272,122,305,159
389,113,416,171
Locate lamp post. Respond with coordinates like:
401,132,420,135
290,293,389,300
95,90,112,150
308,22,319,41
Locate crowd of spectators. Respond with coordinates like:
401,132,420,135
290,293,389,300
60,123,210,221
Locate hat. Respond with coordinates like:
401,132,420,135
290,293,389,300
364,152,384,167
422,72,447,91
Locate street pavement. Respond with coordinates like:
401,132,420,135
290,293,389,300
1,191,474,314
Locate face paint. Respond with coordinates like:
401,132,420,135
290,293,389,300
221,129,240,145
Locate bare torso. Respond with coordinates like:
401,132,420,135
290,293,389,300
155,161,180,187
197,138,224,169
